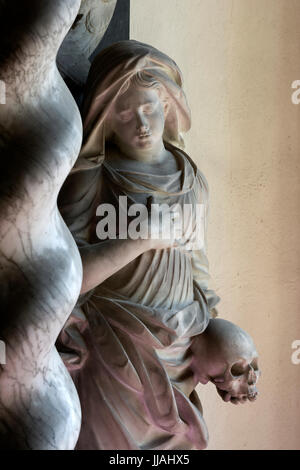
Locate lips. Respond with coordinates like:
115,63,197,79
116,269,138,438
138,133,151,138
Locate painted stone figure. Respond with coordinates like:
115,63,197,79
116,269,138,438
58,40,260,450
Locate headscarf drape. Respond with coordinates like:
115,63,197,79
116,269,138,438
73,40,191,172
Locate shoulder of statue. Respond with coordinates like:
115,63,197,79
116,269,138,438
166,142,209,190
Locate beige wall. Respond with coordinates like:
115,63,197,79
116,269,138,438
131,0,300,450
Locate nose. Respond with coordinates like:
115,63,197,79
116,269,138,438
247,365,258,386
136,110,149,132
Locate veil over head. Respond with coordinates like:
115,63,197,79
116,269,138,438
73,40,191,172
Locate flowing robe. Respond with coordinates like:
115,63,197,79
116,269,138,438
58,142,220,450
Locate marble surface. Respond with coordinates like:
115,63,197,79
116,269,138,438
0,0,83,449
57,0,117,86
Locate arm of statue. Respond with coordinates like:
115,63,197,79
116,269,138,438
80,210,181,294
191,248,220,316
80,238,150,294
191,169,220,316
187,173,261,405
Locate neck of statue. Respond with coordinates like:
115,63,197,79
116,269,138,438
115,140,169,164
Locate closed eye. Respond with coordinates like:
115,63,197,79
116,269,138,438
143,103,156,114
119,110,133,121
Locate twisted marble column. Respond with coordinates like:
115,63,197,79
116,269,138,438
0,0,83,449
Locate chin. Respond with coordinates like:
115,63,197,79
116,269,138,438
137,141,153,149
134,139,154,149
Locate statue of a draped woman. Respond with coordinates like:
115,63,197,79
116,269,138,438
58,40,260,450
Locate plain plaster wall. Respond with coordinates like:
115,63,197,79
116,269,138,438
131,0,300,450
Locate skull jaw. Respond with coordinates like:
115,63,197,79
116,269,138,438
214,380,259,404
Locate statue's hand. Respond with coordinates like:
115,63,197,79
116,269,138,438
146,203,180,250
146,199,200,251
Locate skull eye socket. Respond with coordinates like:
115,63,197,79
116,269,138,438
230,363,246,377
231,358,260,378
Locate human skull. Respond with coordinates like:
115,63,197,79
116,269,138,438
213,356,260,405
200,318,261,405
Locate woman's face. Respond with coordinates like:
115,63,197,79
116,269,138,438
108,84,168,156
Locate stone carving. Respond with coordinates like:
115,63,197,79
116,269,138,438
58,40,260,450
57,0,117,87
191,318,259,404
0,0,84,449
